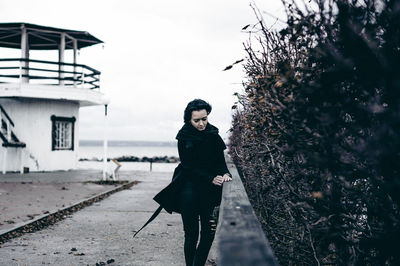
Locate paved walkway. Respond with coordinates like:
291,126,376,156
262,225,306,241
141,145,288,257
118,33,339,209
0,170,138,231
0,170,217,265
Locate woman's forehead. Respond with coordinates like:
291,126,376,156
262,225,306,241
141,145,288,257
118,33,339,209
191,109,208,119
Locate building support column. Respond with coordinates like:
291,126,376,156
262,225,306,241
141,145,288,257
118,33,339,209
59,33,66,85
103,104,108,181
73,39,78,87
20,25,29,83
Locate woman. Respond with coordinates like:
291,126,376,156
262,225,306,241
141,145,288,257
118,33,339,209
154,99,232,266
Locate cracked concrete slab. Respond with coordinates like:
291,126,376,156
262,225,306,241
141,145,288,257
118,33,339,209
0,170,217,265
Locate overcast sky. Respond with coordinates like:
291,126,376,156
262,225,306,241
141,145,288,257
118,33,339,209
0,0,286,142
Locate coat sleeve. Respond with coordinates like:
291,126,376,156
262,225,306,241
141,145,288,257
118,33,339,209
178,140,215,183
215,149,231,177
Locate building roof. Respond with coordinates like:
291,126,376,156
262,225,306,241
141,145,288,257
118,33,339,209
0,22,103,50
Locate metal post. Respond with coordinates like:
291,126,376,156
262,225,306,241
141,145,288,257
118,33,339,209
19,63,22,81
73,39,78,87
20,148,24,174
59,33,66,86
20,25,29,83
102,104,108,181
81,71,85,88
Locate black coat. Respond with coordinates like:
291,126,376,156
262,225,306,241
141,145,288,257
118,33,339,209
153,123,230,214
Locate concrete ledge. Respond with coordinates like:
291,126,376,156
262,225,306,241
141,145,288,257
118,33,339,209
0,180,138,245
217,162,279,266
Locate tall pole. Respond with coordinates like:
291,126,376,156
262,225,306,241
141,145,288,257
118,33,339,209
59,33,65,85
73,39,78,87
20,25,29,83
103,104,108,180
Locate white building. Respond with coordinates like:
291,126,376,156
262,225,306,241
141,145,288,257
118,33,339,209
0,23,108,173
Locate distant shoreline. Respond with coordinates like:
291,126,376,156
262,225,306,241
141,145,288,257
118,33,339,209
79,155,180,163
79,140,177,147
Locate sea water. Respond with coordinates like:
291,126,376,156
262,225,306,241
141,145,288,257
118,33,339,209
77,140,179,172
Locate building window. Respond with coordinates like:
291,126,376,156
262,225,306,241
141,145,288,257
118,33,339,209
51,115,75,151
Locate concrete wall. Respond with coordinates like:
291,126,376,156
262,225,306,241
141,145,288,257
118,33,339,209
0,98,80,172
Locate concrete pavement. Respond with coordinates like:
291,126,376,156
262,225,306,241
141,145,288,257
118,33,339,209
0,170,140,232
0,170,217,265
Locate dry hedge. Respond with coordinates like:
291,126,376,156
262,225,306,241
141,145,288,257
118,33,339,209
229,0,400,265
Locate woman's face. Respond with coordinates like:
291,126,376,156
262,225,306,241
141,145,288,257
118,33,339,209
190,109,208,131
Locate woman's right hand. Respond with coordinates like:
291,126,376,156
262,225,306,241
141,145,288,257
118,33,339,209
212,175,224,186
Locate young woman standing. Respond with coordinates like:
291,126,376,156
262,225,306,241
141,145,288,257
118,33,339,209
154,99,232,266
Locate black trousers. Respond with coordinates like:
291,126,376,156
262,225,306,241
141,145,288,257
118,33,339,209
180,182,216,266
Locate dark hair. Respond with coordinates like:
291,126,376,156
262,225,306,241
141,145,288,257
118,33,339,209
183,99,212,124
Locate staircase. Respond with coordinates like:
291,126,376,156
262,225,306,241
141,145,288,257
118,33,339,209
0,104,26,173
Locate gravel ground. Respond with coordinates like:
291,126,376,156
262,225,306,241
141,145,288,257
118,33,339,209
0,170,218,265
0,181,116,231
0,169,142,232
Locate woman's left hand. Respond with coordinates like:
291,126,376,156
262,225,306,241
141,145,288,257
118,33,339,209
222,174,232,182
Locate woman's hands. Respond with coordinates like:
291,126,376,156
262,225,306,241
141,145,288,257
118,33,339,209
212,173,232,186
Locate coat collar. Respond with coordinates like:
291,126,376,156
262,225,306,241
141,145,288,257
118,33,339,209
176,123,219,142
176,123,226,150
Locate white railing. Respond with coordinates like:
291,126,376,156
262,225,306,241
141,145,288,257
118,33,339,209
0,58,100,90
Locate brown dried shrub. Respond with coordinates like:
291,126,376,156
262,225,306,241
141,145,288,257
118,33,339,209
229,0,400,265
